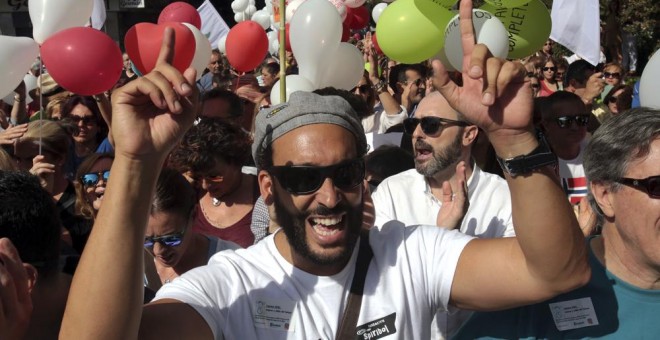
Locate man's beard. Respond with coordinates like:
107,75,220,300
414,132,463,177
272,186,363,267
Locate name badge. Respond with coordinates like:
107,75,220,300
549,297,599,331
253,297,296,332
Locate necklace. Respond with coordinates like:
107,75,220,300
155,260,178,284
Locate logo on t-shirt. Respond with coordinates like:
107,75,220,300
355,313,397,340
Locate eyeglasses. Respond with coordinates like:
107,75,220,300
350,84,370,94
69,115,97,125
614,175,660,198
542,67,557,72
403,116,469,135
144,230,186,248
530,83,540,89
268,158,365,195
555,115,590,128
603,72,621,79
80,170,110,187
526,72,536,77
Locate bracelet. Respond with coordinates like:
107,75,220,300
372,80,387,93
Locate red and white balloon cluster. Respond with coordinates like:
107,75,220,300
0,0,122,98
270,0,364,104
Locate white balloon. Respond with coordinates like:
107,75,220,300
270,75,315,105
246,4,257,17
290,0,342,87
183,23,212,81
344,0,366,8
371,3,388,24
269,38,280,56
285,0,306,22
444,9,508,71
639,49,660,109
4,73,39,106
234,12,247,22
218,35,228,53
0,36,39,99
265,0,273,14
326,0,347,21
30,0,94,44
319,43,364,90
433,46,457,72
252,10,271,30
231,0,249,13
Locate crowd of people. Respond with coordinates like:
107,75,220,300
0,0,657,338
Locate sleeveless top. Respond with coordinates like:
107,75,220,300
192,178,258,248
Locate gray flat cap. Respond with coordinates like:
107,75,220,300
252,91,367,169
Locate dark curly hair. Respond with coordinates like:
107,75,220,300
169,118,252,175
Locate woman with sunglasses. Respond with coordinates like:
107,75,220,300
169,118,257,248
60,95,110,175
538,56,560,97
144,168,238,291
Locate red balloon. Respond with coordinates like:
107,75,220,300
278,23,292,52
226,21,268,72
341,21,350,42
346,6,369,30
41,27,122,96
158,2,202,30
124,22,195,75
372,33,383,55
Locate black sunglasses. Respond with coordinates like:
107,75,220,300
543,67,557,72
603,72,621,79
268,158,365,195
69,115,97,125
614,175,660,198
80,170,110,187
555,115,590,128
531,83,540,89
607,95,619,104
350,84,370,94
144,230,185,248
403,117,469,135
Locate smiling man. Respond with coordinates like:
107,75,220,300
59,2,590,339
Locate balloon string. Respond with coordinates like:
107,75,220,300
38,54,43,155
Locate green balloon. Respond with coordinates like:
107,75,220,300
481,0,551,59
376,0,453,64
484,0,532,8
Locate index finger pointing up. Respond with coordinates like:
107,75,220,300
459,0,477,73
156,27,176,66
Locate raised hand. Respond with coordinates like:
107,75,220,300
431,0,533,145
436,161,469,229
29,154,55,192
110,28,199,162
0,124,27,146
0,238,32,340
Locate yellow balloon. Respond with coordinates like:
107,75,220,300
376,0,453,64
481,0,551,59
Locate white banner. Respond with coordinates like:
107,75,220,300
550,0,600,66
90,0,106,29
197,0,230,51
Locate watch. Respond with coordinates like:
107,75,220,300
496,132,557,177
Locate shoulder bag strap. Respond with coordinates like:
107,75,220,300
336,230,374,340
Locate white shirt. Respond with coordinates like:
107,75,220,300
372,166,515,238
361,104,407,134
154,221,473,339
558,139,589,205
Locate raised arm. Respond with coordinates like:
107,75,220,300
439,0,590,310
60,29,205,339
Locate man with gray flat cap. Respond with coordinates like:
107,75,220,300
59,1,590,339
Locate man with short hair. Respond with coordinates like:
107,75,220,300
563,60,605,110
454,107,660,339
60,3,590,338
541,91,590,204
371,91,515,339
199,88,244,122
197,49,224,93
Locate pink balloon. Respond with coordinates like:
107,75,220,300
41,27,122,96
158,2,202,30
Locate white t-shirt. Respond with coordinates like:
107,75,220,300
154,221,473,339
371,165,514,339
558,139,588,205
372,166,515,238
